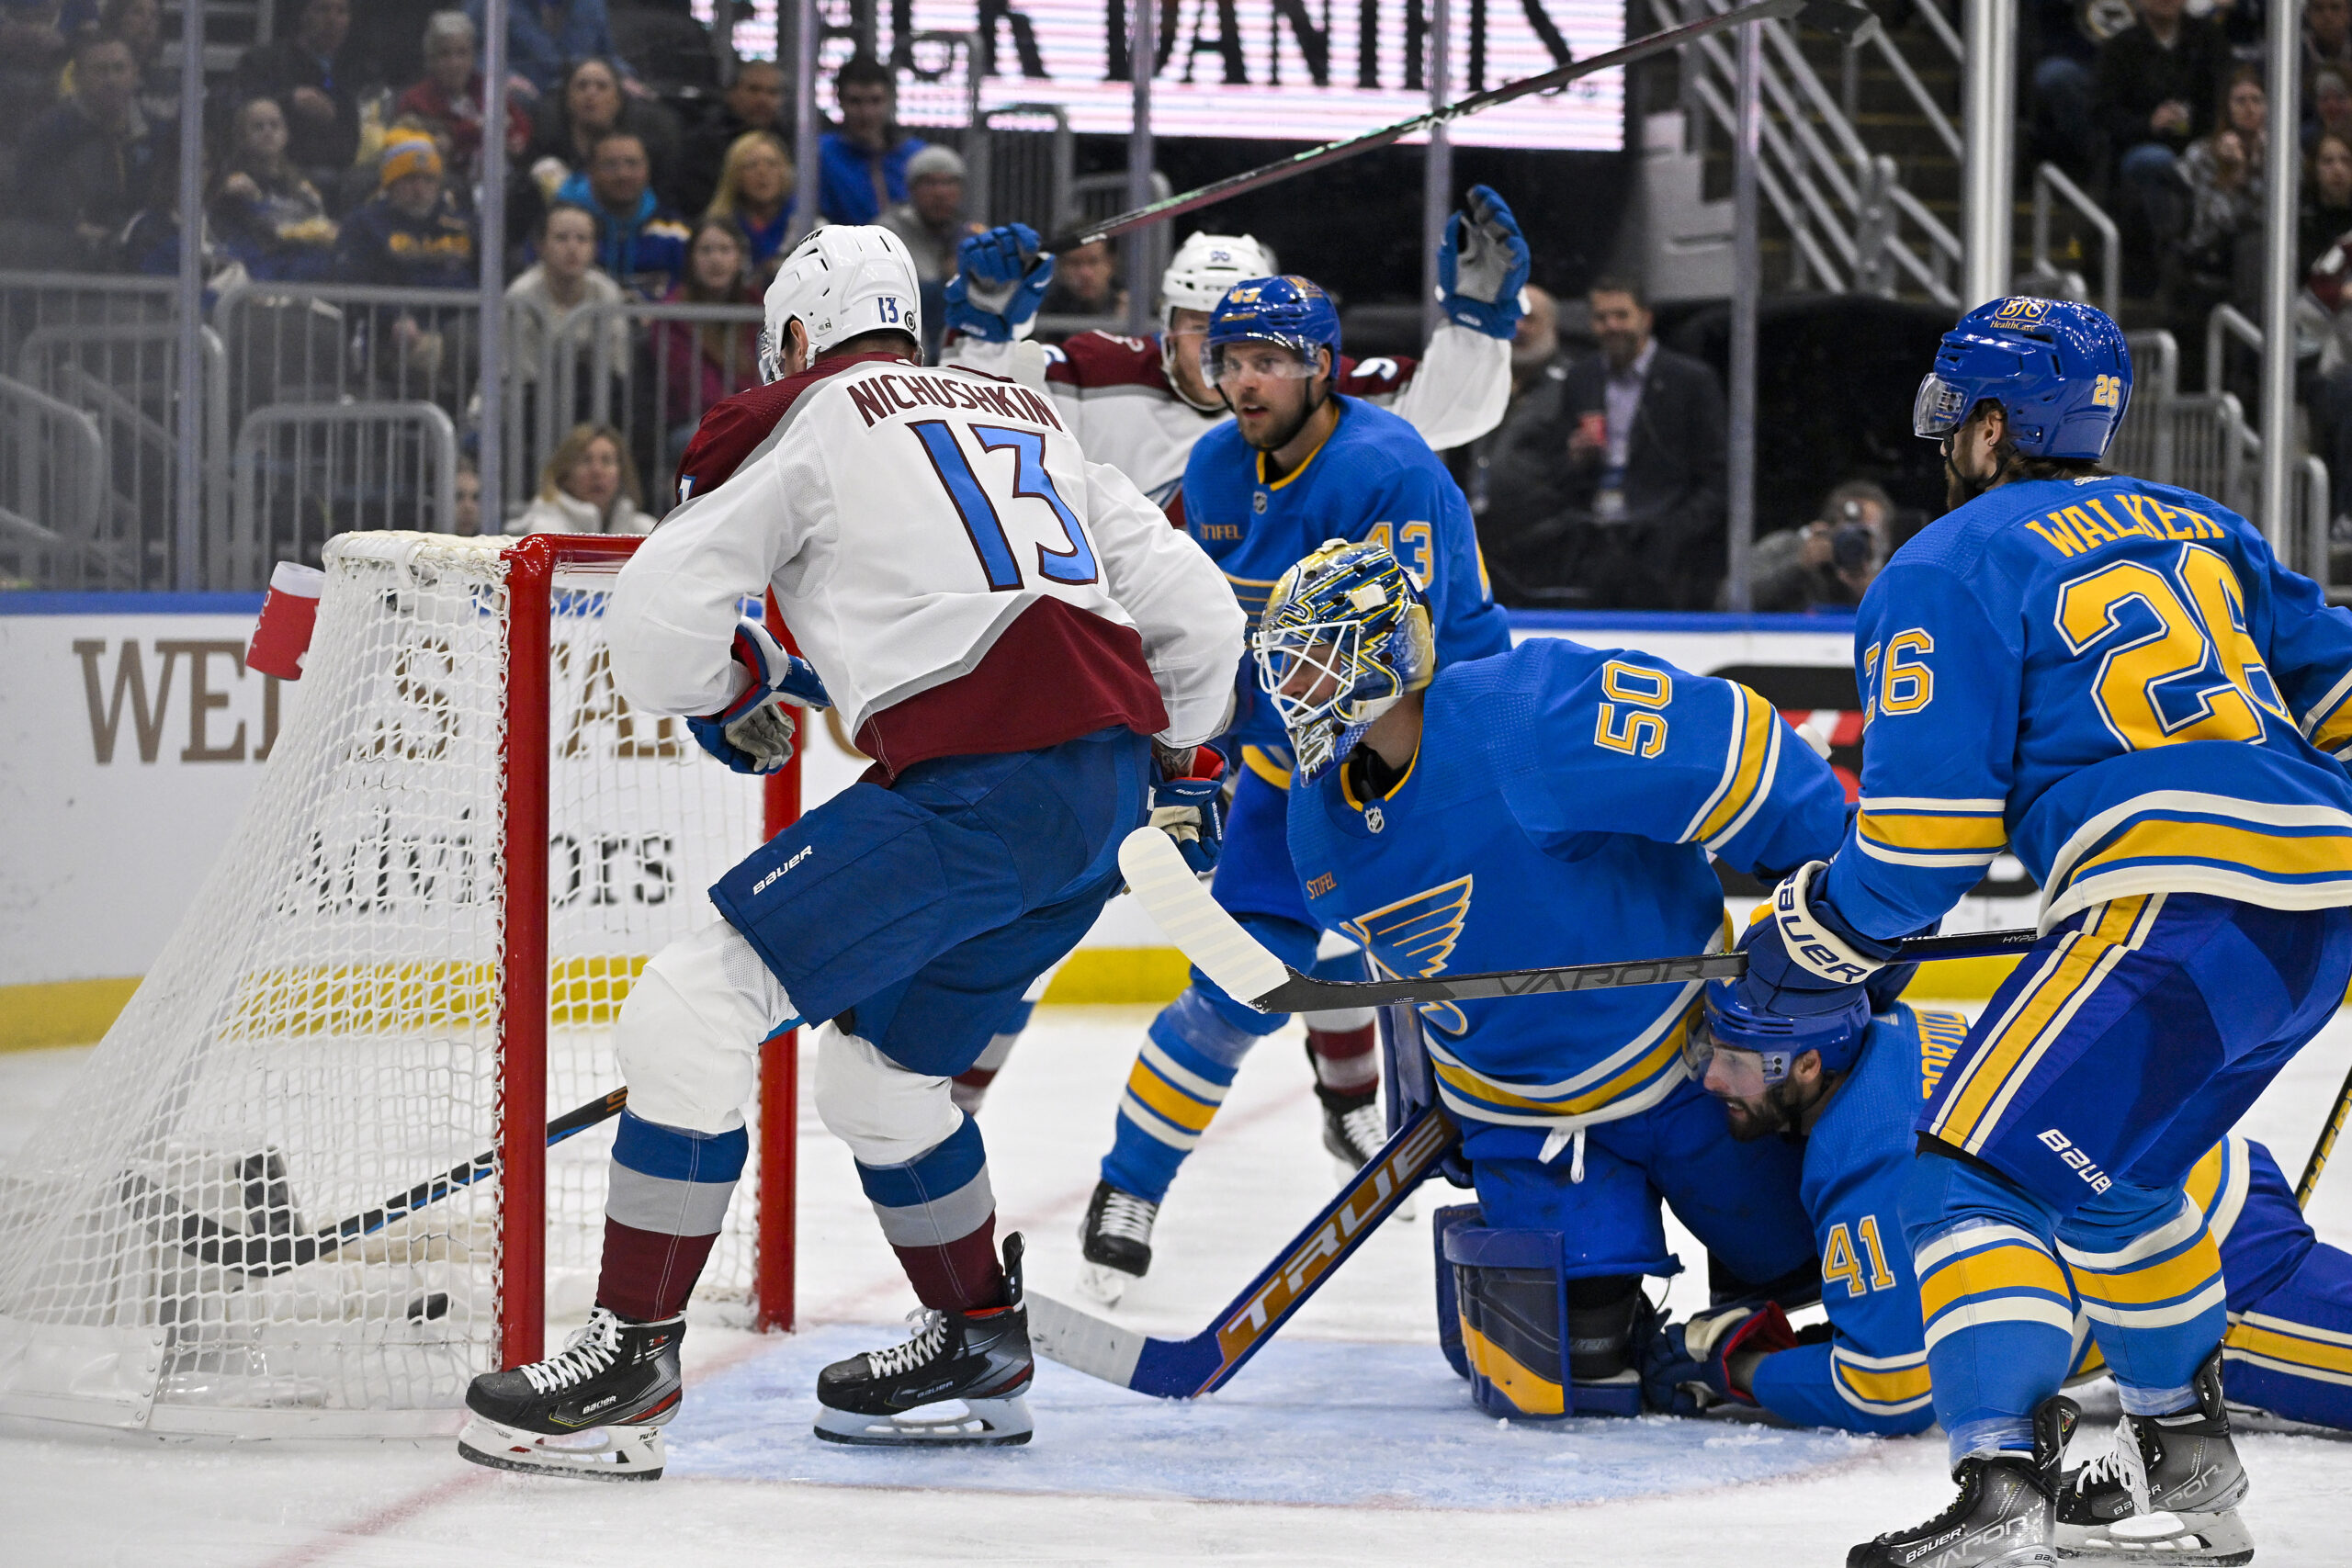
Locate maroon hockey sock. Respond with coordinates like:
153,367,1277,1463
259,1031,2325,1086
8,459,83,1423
1306,1023,1380,1093
595,1218,720,1323
893,1216,1007,1314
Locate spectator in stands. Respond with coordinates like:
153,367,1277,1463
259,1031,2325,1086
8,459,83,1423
334,131,475,287
1480,276,1728,610
554,128,688,298
653,217,762,469
2096,0,2228,277
704,129,795,282
2307,131,2352,273
15,29,154,265
2314,0,2352,114
819,54,926,226
1040,236,1125,318
504,201,628,501
396,10,531,187
880,144,978,361
2174,65,2269,320
2296,136,2352,526
2027,0,2101,183
233,0,362,198
675,58,786,220
514,423,650,534
88,0,174,123
466,0,630,99
210,97,339,282
1509,283,1563,399
454,458,484,535
524,57,676,215
119,130,223,280
0,1,69,169
1746,479,1894,613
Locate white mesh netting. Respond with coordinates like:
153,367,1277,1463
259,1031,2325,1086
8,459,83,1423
0,535,768,1433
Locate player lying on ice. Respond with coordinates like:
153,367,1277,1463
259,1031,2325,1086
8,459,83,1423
1730,296,2352,1565
935,194,1530,1168
1055,277,1525,1307
1649,980,2352,1460
1246,536,1855,1412
455,225,1245,1475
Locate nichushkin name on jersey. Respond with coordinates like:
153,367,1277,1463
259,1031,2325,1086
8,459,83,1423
845,373,1065,433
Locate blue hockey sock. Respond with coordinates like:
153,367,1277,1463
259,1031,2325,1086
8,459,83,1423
2059,1181,2226,1413
1903,1150,2077,1470
1101,985,1277,1203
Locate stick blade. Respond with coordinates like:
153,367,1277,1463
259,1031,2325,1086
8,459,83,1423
1027,1293,1148,1388
1117,829,1290,1008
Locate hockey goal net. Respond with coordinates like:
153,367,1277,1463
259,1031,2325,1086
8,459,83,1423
0,533,797,1435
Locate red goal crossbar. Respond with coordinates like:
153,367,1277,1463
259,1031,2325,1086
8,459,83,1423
497,535,799,1367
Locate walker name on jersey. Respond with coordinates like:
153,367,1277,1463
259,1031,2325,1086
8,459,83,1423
844,372,1066,433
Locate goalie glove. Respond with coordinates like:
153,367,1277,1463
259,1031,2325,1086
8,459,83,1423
1436,185,1532,339
944,224,1056,344
1636,1301,1797,1416
687,619,831,776
1735,860,1895,1019
1149,742,1230,875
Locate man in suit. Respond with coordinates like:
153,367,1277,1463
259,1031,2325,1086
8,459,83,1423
1481,276,1728,609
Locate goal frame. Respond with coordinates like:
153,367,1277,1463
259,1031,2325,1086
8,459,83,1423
498,534,798,1368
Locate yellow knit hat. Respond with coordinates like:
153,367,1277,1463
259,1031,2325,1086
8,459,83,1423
379,132,444,190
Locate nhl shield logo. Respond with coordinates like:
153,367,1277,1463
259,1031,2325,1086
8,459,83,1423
1364,805,1384,833
1253,490,1268,514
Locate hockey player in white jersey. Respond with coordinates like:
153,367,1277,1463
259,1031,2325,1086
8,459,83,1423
456,226,1244,1474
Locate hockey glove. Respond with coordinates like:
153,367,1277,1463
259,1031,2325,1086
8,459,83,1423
1736,860,1894,1019
687,619,831,776
1637,1301,1797,1416
1150,742,1230,875
944,224,1056,344
1437,185,1532,339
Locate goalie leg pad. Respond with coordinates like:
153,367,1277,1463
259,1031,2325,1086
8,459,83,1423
1441,1225,1648,1418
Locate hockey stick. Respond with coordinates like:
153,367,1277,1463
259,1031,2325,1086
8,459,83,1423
2296,1055,2352,1210
120,1088,630,1276
1117,829,2040,1015
1045,0,1876,254
1029,1101,1459,1397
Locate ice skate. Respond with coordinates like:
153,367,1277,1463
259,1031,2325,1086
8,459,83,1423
815,1233,1035,1447
1317,1080,1413,1219
2057,1350,2253,1563
1849,1395,2076,1568
456,1308,684,1482
1076,1179,1158,1305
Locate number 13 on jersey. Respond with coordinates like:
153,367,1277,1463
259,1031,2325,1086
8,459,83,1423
911,420,1101,592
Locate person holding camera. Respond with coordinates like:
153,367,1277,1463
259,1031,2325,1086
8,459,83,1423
1744,479,1894,612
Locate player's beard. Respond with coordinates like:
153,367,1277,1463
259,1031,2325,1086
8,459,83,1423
1716,1080,1809,1142
1239,385,1322,453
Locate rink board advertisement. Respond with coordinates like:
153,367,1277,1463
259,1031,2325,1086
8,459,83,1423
0,600,2023,1042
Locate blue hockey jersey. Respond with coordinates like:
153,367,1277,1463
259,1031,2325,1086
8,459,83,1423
1286,637,1848,1129
1817,474,2352,940
1749,1004,2346,1436
1182,394,1511,760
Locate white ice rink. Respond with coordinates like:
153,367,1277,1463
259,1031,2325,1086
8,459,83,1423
6,1004,2352,1567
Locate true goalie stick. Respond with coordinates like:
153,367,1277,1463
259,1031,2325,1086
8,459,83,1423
1030,1100,1459,1397
121,1088,630,1276
1116,829,2040,1015
1044,0,1876,254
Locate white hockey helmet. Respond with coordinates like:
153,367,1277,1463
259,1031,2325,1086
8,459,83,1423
1160,231,1278,317
760,224,922,381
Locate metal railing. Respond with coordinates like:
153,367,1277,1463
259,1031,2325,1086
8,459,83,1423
2027,163,2120,320
232,401,461,582
967,103,1074,243
2206,303,2266,396
543,300,765,520
0,375,110,588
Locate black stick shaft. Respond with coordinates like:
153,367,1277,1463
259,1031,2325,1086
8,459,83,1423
2297,1055,2352,1211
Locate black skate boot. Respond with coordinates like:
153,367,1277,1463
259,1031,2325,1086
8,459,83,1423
2057,1349,2252,1563
1316,1069,1414,1220
1849,1394,2078,1568
1075,1179,1158,1306
814,1233,1034,1447
456,1307,684,1481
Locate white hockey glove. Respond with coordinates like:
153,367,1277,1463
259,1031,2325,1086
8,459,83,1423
687,619,831,776
1437,185,1532,339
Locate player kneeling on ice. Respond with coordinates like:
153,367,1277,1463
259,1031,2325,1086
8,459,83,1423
1732,298,2352,1565
1650,980,2352,1545
1256,538,1849,1416
456,225,1244,1475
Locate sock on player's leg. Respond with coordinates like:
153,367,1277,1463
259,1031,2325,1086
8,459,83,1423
595,1111,750,1320
2059,1183,2228,1413
1100,984,1279,1204
951,1013,1028,1115
1304,1011,1379,1094
855,1113,1007,1312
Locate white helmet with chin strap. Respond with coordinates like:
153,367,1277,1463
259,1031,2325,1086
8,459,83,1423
1159,231,1277,406
760,225,922,382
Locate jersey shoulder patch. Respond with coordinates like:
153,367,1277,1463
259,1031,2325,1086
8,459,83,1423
1335,352,1419,397
1051,330,1170,393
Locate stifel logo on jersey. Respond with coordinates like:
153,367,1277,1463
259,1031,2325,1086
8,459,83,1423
1215,1110,1457,1365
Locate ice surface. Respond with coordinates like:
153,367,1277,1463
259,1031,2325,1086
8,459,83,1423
4,1003,2350,1566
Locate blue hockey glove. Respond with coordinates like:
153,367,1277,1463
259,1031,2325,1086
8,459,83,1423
944,224,1056,343
1149,742,1229,875
1437,185,1532,339
1736,860,1896,1019
1637,1302,1797,1415
687,619,831,776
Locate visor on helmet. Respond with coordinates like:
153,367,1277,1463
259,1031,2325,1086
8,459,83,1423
1913,372,1973,440
1204,338,1322,388
1680,1012,1792,1099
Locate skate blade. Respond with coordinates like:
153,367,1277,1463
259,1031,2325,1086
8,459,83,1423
2059,1508,2254,1564
1074,1260,1133,1306
456,1414,665,1481
1331,1156,1415,1220
812,1395,1033,1448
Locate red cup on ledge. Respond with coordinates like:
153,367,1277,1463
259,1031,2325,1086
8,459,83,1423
247,561,325,681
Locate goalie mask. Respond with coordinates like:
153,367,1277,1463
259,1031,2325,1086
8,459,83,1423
1254,538,1435,784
